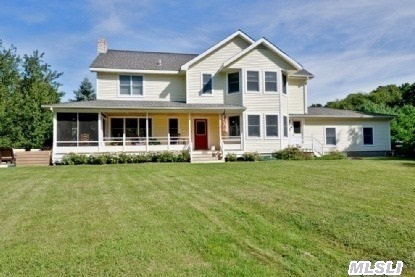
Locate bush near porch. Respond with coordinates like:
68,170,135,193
60,150,190,165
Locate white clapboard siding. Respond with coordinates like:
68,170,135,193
187,36,250,104
287,79,306,114
97,72,185,102
303,118,391,152
227,48,297,70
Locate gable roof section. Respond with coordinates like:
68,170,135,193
180,30,255,71
42,100,245,111
290,107,394,119
222,38,303,71
90,50,197,72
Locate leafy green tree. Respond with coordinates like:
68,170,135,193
368,85,402,107
72,77,95,101
401,82,415,106
326,92,370,110
390,105,415,154
0,42,63,149
0,41,21,147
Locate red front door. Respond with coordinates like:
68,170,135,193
194,119,208,150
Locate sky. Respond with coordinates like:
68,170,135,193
1,0,414,104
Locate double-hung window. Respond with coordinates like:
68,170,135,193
228,72,240,94
265,72,278,92
202,74,212,94
247,71,259,92
139,118,152,137
363,127,373,145
120,75,143,96
169,118,179,136
266,115,278,137
325,127,336,145
247,115,261,137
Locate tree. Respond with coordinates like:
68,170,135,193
0,42,63,149
0,40,20,147
72,78,95,101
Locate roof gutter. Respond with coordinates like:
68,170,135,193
89,68,180,74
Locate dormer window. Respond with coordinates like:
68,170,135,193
119,75,143,96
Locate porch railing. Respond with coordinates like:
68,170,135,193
103,135,187,148
56,135,188,151
302,136,324,157
221,133,243,151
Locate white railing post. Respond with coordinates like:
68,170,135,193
241,132,244,150
122,134,126,152
167,133,170,151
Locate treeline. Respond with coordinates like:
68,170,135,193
323,83,415,154
0,40,63,149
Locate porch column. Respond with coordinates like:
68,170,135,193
98,112,102,152
218,114,222,142
188,113,191,145
52,110,57,161
146,112,149,152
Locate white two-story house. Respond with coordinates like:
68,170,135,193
43,30,392,162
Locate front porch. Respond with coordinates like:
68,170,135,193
52,111,244,163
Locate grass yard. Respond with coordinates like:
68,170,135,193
0,160,414,276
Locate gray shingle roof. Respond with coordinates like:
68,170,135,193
290,107,394,119
90,50,198,71
43,100,245,111
291,69,314,78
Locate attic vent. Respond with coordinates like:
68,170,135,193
157,59,162,66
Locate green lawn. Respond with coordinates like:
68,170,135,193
1,160,414,276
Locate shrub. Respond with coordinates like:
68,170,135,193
226,152,237,162
180,150,191,162
273,146,313,160
60,151,190,165
157,151,174,162
318,150,347,160
243,151,261,161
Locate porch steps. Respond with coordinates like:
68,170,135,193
191,151,224,164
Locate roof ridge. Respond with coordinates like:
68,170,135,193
107,49,198,56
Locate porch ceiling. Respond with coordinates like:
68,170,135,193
43,100,246,113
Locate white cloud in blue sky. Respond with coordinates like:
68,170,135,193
1,0,414,104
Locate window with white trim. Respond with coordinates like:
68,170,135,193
228,116,240,136
119,75,143,95
265,71,278,92
227,72,240,94
266,115,278,137
325,127,336,145
247,115,260,137
247,71,259,91
363,127,373,145
169,118,179,136
139,118,152,137
202,74,212,94
283,116,288,137
282,73,287,94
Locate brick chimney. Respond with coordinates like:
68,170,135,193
97,38,108,54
